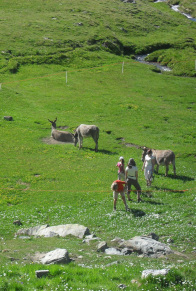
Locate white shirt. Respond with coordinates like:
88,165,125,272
125,166,138,180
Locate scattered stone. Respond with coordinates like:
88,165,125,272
141,268,170,279
18,236,31,240
118,284,127,289
83,234,99,243
105,247,122,255
106,261,119,267
40,248,70,265
120,248,132,255
16,224,90,239
13,220,22,226
4,116,13,121
148,232,159,241
2,249,10,253
119,236,173,257
131,279,138,284
35,270,49,278
97,241,108,252
167,238,174,243
111,237,124,244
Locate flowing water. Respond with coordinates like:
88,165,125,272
135,55,172,72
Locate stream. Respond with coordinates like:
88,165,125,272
155,0,196,22
135,55,172,72
135,1,195,71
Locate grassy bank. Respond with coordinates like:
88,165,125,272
0,0,196,76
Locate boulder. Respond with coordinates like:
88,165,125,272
97,241,108,252
40,248,70,265
119,236,173,257
4,116,13,121
35,270,49,278
142,268,170,279
16,224,90,239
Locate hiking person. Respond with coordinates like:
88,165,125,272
142,149,155,186
111,180,129,212
125,158,142,202
116,156,125,180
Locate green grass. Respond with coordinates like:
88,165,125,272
0,60,195,290
0,0,196,290
0,0,196,76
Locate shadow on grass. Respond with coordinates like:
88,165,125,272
153,186,186,193
130,208,146,217
155,173,194,181
81,147,118,155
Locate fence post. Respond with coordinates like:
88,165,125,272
122,61,124,74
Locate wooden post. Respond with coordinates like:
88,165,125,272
66,71,67,84
122,61,124,74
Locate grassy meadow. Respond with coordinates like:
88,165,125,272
0,0,196,290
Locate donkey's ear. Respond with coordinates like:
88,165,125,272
54,117,57,122
48,119,52,123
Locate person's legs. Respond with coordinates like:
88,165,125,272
132,180,142,202
120,192,129,211
126,179,132,201
113,191,118,210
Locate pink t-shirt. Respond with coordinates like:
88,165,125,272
116,162,125,173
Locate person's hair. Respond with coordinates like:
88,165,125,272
147,149,152,155
128,158,136,168
121,158,124,165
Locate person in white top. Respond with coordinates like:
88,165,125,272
125,158,142,202
142,149,156,186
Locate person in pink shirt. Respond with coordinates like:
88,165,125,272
116,156,125,180
111,180,129,212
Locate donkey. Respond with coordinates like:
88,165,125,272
48,118,74,142
141,147,176,176
74,124,99,152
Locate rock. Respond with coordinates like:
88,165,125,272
13,220,22,226
83,234,99,243
167,238,174,243
118,284,127,289
106,261,119,267
40,248,70,265
141,268,170,279
4,116,13,121
105,247,122,255
148,232,159,241
97,241,108,252
35,270,49,278
119,236,173,257
16,224,90,239
18,236,31,240
120,248,132,255
111,237,124,244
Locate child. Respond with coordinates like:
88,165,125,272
116,156,125,180
111,180,129,211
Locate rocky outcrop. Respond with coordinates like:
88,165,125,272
119,236,173,257
16,224,90,239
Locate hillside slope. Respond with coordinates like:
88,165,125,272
0,0,195,76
